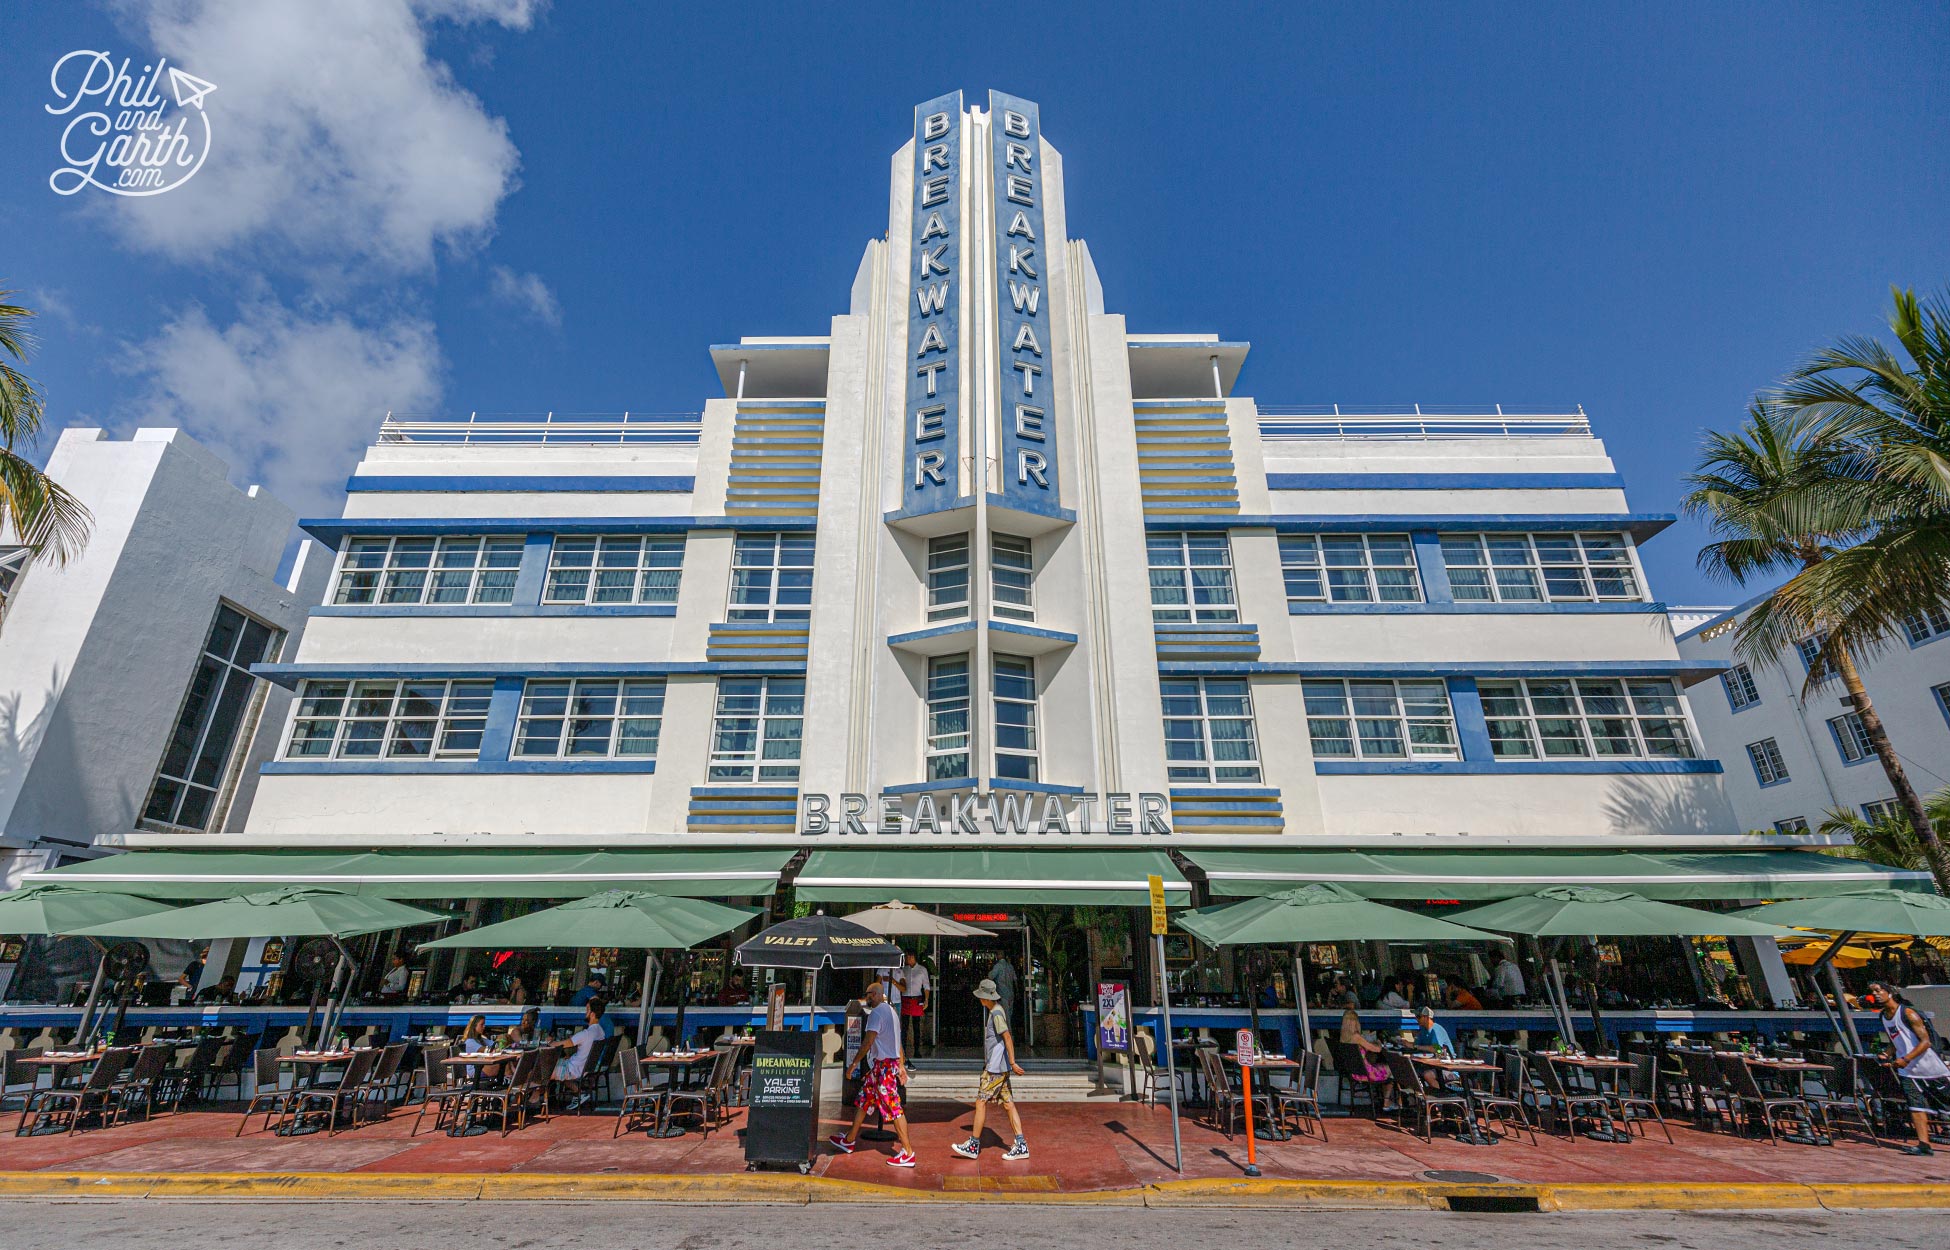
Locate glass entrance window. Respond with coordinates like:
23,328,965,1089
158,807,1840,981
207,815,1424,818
992,654,1039,781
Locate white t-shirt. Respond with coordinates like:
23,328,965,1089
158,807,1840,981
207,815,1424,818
555,1021,604,1080
981,1003,1011,1074
381,965,408,994
877,970,901,1008
901,964,931,1002
864,1001,902,1063
1492,960,1525,999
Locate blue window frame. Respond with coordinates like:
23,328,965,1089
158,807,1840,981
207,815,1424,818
1935,681,1950,730
1745,738,1789,787
1862,798,1903,825
1828,711,1873,765
1905,604,1950,646
1721,663,1760,711
1795,636,1836,683
1773,817,1810,834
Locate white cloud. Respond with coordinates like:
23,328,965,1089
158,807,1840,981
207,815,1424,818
488,264,560,326
108,0,542,273
130,300,442,517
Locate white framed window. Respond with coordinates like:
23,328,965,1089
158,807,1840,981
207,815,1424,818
513,678,664,758
1773,817,1810,834
728,533,814,622
1161,677,1263,783
1863,798,1904,825
992,654,1039,781
286,678,493,760
1477,678,1697,759
143,604,284,831
926,535,970,622
1439,532,1641,602
991,533,1035,622
1279,534,1420,604
333,536,524,605
1746,738,1790,786
1829,711,1872,763
543,536,683,605
925,655,971,780
1722,663,1760,710
1147,531,1238,623
707,677,805,782
1904,603,1950,645
1301,679,1458,760
1795,636,1836,683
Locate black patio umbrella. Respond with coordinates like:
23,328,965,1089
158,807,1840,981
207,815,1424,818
735,914,903,1031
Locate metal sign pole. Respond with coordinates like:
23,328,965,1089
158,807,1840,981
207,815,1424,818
1237,1027,1260,1177
1155,932,1183,1173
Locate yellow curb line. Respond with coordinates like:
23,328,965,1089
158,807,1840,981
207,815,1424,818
0,1172,1946,1210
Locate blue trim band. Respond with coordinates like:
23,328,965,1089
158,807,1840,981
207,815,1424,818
984,493,1078,525
311,604,679,618
1286,601,1665,616
263,758,659,776
1446,677,1492,763
882,778,975,796
986,779,1088,796
1159,660,1725,679
1152,513,1674,541
1313,760,1723,776
882,498,977,527
301,516,814,544
990,621,1078,645
252,661,805,688
1267,473,1626,491
887,622,977,648
346,475,696,493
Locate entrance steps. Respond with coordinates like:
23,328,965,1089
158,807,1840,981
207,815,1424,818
901,1059,1128,1103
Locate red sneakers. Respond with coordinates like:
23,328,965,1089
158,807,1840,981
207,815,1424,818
886,1150,917,1168
828,1134,856,1154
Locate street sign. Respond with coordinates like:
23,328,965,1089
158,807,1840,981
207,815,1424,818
1235,1027,1255,1065
1148,874,1168,937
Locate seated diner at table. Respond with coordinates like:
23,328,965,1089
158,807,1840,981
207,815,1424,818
1409,1006,1462,1090
505,1008,540,1049
1339,1008,1392,1082
553,998,608,1111
458,1014,490,1054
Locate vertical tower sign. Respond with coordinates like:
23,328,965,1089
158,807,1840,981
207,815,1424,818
989,91,1058,510
903,91,964,513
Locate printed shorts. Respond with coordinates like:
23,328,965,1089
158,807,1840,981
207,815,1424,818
1899,1074,1950,1115
860,1058,904,1120
977,1071,1014,1105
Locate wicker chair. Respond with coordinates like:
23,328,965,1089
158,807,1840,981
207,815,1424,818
613,1046,669,1137
18,1047,134,1136
1383,1051,1471,1142
1609,1052,1673,1143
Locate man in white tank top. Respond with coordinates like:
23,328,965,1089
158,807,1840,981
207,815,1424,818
1867,981,1950,1156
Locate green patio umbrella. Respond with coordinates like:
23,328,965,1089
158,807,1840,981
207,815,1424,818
1449,887,1794,1049
0,886,179,1045
1736,890,1950,1053
76,888,451,1046
420,891,759,1046
1178,884,1505,1047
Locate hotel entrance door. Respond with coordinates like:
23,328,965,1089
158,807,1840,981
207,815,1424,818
936,935,1020,1053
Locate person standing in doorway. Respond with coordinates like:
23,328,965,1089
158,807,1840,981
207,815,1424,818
830,981,916,1167
899,951,930,1059
951,978,1028,1160
1491,952,1526,1004
988,952,1018,1026
1866,981,1950,1156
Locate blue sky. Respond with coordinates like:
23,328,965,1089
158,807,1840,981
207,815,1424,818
1,1,1945,603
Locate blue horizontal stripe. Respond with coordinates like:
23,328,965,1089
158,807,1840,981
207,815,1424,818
253,661,805,687
1158,660,1726,679
1174,815,1287,827
346,475,696,493
685,813,795,825
1169,787,1282,798
690,786,799,797
887,621,977,648
710,621,810,634
881,777,975,796
989,621,1078,646
300,516,815,542
1171,799,1285,812
1314,759,1724,776
311,604,678,618
1286,602,1666,616
986,779,1088,796
263,758,658,776
1156,623,1261,634
1268,473,1625,491
1147,513,1676,541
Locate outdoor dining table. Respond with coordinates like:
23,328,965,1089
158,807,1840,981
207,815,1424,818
639,1050,716,1139
1223,1053,1300,1141
1410,1055,1503,1145
1719,1052,1834,1144
1547,1054,1637,1142
274,1050,356,1137
13,1051,106,1135
441,1051,523,1137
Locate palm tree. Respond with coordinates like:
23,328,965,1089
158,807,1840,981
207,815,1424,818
1683,402,1950,891
0,290,91,569
1817,785,1950,875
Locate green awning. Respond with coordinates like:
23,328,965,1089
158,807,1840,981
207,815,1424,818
1182,848,1933,902
793,849,1191,905
24,848,793,900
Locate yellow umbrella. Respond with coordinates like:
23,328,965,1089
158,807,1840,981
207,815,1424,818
1781,941,1876,968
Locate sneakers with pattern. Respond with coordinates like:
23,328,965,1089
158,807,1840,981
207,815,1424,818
1003,1137,1030,1160
828,1134,855,1154
949,1137,980,1159
887,1149,918,1168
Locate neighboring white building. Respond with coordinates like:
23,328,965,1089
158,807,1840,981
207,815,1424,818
0,428,324,888
1673,601,1950,835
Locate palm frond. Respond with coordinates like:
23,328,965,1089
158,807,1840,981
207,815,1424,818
0,448,92,566
0,291,45,450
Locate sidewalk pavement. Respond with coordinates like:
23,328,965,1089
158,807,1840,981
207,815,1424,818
5,1098,1950,1208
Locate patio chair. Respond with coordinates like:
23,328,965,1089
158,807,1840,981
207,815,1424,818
664,1046,738,1137
1328,1040,1389,1119
613,1046,668,1138
237,1048,298,1136
1608,1052,1673,1144
355,1043,409,1124
1467,1051,1538,1145
1855,1057,1945,1142
18,1047,134,1136
1804,1055,1879,1145
1674,1048,1734,1130
461,1048,544,1137
1526,1052,1614,1140
1270,1049,1327,1141
293,1047,381,1137
409,1044,472,1136
1718,1055,1818,1144
202,1033,256,1102
1383,1051,1471,1142
111,1044,174,1124
0,1048,42,1115
155,1036,221,1115
1132,1030,1190,1107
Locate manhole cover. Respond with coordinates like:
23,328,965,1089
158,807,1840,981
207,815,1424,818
1422,1169,1501,1183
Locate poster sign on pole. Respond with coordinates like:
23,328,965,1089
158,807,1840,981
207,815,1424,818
1147,874,1168,937
1096,981,1131,1053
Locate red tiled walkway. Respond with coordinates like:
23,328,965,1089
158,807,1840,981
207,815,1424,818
7,1099,1949,1191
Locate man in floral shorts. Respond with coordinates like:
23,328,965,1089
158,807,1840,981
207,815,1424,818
830,980,916,1166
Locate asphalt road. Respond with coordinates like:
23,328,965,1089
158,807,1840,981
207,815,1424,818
0,1202,1939,1249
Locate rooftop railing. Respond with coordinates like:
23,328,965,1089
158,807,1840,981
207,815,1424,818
1257,405,1592,440
378,411,703,445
